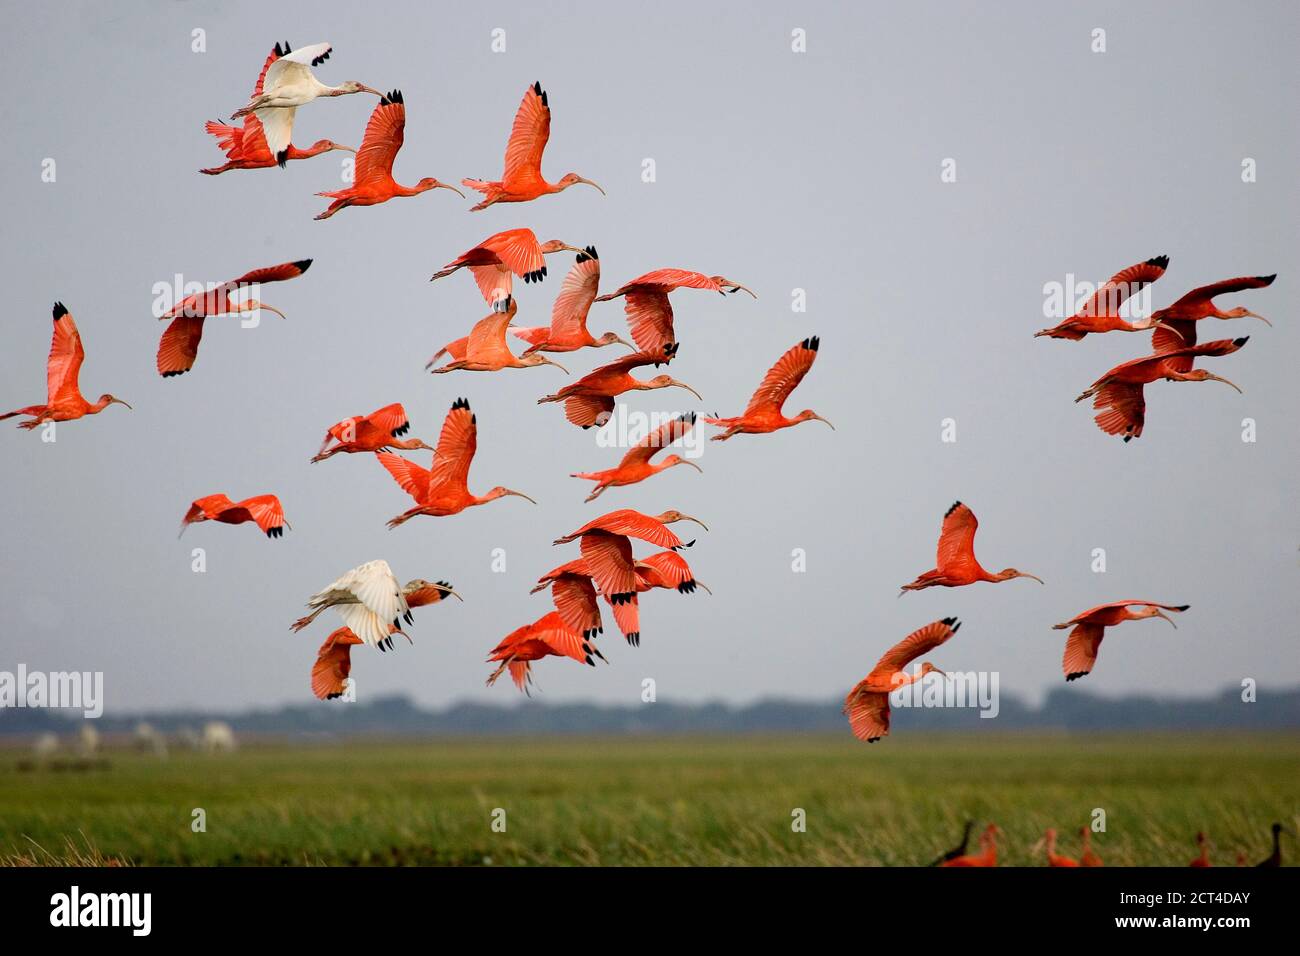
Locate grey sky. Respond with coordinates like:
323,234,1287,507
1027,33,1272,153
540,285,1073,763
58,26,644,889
0,1,1296,716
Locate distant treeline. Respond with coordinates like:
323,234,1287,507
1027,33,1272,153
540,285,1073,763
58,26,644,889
2,686,1298,738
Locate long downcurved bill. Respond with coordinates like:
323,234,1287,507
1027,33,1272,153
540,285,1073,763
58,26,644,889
437,182,466,199
1153,610,1178,629
1205,373,1242,394
677,460,703,473
813,414,834,430
1018,572,1045,584
505,490,538,504
679,515,709,532
1243,311,1272,327
670,380,703,401
575,177,606,195
541,356,569,374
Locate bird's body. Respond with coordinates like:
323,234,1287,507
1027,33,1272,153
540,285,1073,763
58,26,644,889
1076,336,1249,441
843,617,960,742
1035,256,1170,339
377,398,535,528
1043,829,1079,867
704,337,832,440
309,580,458,697
1255,822,1289,868
595,268,755,360
1189,832,1211,868
572,412,701,501
538,351,702,429
180,494,288,538
485,611,596,693
201,44,354,174
1079,828,1103,867
289,560,459,649
2,303,130,429
1149,274,1275,375
511,248,631,355
1052,600,1189,681
229,42,380,165
156,259,311,377
939,824,1001,867
430,228,586,304
427,296,567,373
462,82,604,211
928,821,975,866
900,502,1043,593
315,91,461,220
312,403,432,462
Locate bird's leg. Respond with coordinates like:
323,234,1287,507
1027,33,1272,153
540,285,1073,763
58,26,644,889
290,605,328,632
584,484,607,503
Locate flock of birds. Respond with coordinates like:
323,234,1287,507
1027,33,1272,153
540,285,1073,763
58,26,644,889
926,821,1291,868
0,37,1286,863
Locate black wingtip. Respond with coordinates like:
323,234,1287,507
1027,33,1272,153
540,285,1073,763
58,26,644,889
944,500,963,517
276,149,289,168
801,335,820,351
293,259,313,273
1233,336,1249,347
451,397,471,412
1257,274,1277,285
52,301,68,320
1173,604,1190,611
1066,672,1087,682
1146,254,1170,269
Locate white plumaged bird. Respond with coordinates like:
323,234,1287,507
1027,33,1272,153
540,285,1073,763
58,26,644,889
229,42,380,165
290,559,413,649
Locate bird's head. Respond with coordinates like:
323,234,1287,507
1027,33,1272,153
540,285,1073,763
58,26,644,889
997,568,1044,584
98,394,132,410
1132,605,1184,628
415,178,466,198
644,375,702,401
540,240,587,256
796,409,835,429
1182,369,1242,393
655,510,708,531
711,276,757,298
486,486,537,505
919,662,946,678
520,353,568,373
337,81,382,96
1221,306,1270,325
403,579,463,603
311,139,355,154
556,173,606,196
596,331,635,349
662,454,702,474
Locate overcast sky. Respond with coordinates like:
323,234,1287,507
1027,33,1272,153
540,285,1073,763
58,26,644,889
0,1,1295,716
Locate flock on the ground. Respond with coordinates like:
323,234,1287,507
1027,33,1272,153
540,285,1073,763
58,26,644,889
1,43,1280,768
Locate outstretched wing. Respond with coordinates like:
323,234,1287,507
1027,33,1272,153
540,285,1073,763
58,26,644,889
620,412,696,467
1062,623,1104,681
636,550,697,591
262,42,332,92
530,611,592,665
502,81,551,185
871,617,960,680
354,91,406,186
237,494,287,537
427,398,477,494
365,403,410,438
45,303,86,405
227,258,313,290
157,316,205,378
743,337,819,416
376,452,432,502
311,627,362,700
552,575,602,639
1073,256,1168,317
579,532,638,600
568,509,686,549
548,248,600,340
935,502,979,574
1162,274,1276,312
843,684,890,742
1090,382,1146,441
623,289,675,355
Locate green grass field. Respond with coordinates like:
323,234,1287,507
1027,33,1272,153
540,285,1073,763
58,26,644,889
1,734,1295,866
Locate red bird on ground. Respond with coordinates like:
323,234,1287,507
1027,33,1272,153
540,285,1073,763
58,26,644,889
179,494,289,538
1149,274,1275,375
1189,832,1212,868
572,412,701,501
940,824,1001,867
512,248,632,355
462,81,604,211
1035,256,1170,339
2,303,130,430
312,403,433,462
1075,337,1248,441
1079,828,1103,867
201,43,354,175
843,617,959,743
704,337,833,440
900,502,1043,593
314,90,462,220
156,259,311,377
485,611,597,694
426,295,568,373
377,398,536,528
1052,600,1188,681
310,581,458,698
595,268,755,360
538,351,702,429
1039,829,1079,867
553,510,707,647
429,228,587,304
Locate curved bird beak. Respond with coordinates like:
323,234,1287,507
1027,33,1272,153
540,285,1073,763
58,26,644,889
1019,572,1045,584
1240,311,1271,326
282,519,293,531
678,460,703,473
256,303,287,320
928,665,948,678
438,181,466,199
730,283,757,299
695,581,713,595
443,588,464,602
542,356,569,374
670,380,703,401
575,176,606,195
335,145,357,153
813,414,835,430
359,85,383,96
680,514,709,531
615,335,635,350
1154,610,1177,629
505,490,538,504
113,398,133,409
1206,373,1243,394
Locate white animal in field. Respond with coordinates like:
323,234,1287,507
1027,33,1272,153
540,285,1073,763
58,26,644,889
76,724,100,756
202,721,236,753
291,559,414,649
134,722,168,757
32,732,59,760
229,42,380,165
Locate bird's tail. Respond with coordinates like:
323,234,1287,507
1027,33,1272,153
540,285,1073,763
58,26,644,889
512,327,548,353
204,119,241,152
461,178,495,196
0,405,46,422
